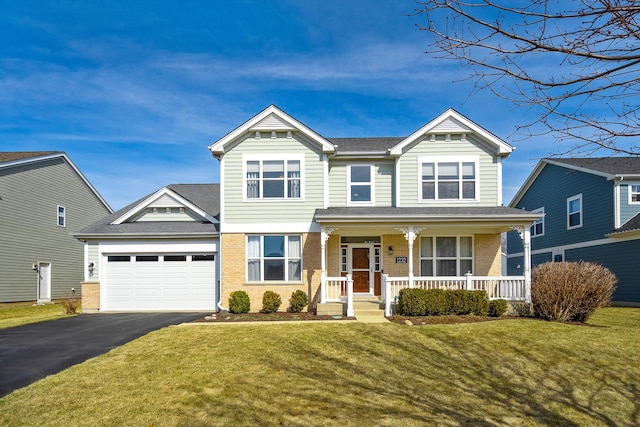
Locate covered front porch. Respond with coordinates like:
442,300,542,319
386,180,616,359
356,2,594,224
315,207,540,317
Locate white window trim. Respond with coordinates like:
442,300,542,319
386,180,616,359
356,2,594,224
57,205,66,227
347,164,375,206
531,207,545,237
246,234,303,283
418,156,479,203
242,154,305,202
418,236,474,276
567,194,583,230
628,183,640,205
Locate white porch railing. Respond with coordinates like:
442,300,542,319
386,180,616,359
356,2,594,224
382,274,528,316
321,275,354,317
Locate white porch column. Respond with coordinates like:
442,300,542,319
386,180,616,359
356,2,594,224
346,274,354,317
523,226,532,303
514,225,532,303
397,226,423,288
320,227,337,304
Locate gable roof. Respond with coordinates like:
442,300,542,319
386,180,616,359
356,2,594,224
0,151,112,213
510,157,640,207
388,108,514,157
75,184,220,238
209,105,335,156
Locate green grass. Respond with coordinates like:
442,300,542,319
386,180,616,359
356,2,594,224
0,302,76,329
0,308,638,426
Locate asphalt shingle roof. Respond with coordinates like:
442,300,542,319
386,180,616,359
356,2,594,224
548,157,640,175
315,206,540,219
76,184,220,237
0,151,62,164
327,137,403,154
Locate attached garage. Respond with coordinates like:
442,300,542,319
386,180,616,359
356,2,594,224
103,253,216,311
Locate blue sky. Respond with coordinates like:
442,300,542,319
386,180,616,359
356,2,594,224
1,0,569,210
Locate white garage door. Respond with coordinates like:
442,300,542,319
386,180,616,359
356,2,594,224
103,254,216,311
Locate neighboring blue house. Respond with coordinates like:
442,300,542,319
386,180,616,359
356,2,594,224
507,157,640,305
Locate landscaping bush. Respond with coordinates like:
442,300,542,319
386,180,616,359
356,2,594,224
424,289,448,315
466,291,489,316
60,292,80,314
446,289,471,315
288,290,308,312
488,299,508,317
261,290,282,313
228,290,250,314
398,288,428,316
532,261,616,323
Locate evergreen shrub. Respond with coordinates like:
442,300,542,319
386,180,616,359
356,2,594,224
288,290,308,312
261,290,282,313
228,290,250,314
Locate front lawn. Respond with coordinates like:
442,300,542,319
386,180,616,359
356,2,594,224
0,302,76,329
0,308,637,426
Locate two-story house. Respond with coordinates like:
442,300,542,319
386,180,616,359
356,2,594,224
210,105,540,315
0,152,112,303
507,158,640,305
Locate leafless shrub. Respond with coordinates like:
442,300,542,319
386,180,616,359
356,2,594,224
532,261,616,322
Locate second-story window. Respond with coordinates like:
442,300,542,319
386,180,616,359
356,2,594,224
57,205,66,227
567,194,582,229
246,159,301,200
630,184,640,204
531,208,545,237
349,165,374,204
420,158,477,201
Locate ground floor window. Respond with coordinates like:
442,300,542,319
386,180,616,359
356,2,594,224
419,236,473,276
247,235,302,282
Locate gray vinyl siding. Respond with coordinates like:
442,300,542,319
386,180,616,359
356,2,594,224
566,240,640,303
619,183,640,225
0,157,111,302
223,132,325,224
328,161,394,207
514,164,614,249
397,134,500,207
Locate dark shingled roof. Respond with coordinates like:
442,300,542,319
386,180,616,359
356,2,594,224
327,137,403,154
612,212,640,235
548,157,640,175
0,151,62,164
76,184,220,237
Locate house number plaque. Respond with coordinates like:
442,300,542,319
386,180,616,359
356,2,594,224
395,256,407,263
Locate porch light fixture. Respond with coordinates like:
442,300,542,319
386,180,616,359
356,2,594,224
388,246,393,256
88,262,94,273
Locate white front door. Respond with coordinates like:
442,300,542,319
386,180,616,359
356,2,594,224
37,262,51,303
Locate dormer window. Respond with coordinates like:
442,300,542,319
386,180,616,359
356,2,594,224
245,157,302,200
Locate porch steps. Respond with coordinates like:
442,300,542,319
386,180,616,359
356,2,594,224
317,302,344,316
352,300,388,324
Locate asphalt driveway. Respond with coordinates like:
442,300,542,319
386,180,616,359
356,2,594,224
0,312,206,397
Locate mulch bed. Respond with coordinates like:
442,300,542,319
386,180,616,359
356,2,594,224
192,311,356,322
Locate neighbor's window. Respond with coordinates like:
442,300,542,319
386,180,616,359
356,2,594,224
348,165,373,204
421,159,477,201
419,236,473,276
247,235,302,282
630,184,640,204
246,159,301,199
567,194,582,229
531,208,545,237
57,205,66,227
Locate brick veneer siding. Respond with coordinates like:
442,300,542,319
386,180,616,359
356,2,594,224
81,281,100,313
474,234,502,276
220,232,321,312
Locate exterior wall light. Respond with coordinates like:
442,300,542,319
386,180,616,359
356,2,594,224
388,246,393,256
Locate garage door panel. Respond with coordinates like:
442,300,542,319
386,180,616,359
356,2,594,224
104,252,215,311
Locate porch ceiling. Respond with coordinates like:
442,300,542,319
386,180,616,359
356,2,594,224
315,206,541,235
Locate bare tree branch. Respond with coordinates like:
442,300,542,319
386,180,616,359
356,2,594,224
413,0,640,155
